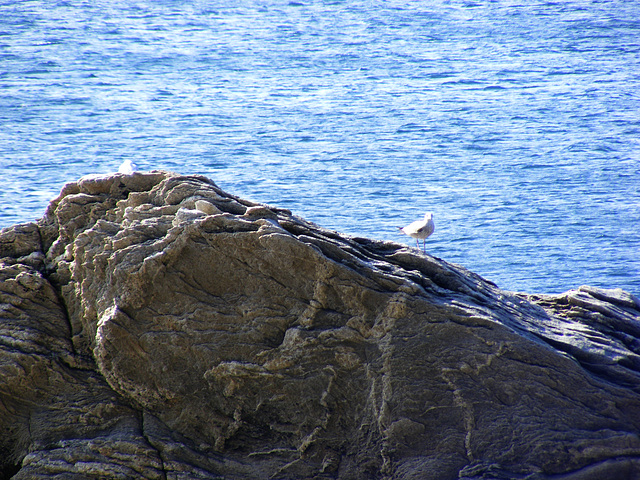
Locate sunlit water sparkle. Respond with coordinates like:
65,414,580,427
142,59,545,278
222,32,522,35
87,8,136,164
1,1,639,295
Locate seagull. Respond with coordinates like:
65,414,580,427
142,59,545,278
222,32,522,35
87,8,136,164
118,159,137,174
398,212,435,253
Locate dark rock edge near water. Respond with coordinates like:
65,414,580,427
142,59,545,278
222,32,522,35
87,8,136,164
1,171,640,480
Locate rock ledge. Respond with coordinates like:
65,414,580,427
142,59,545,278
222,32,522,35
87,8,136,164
1,171,639,480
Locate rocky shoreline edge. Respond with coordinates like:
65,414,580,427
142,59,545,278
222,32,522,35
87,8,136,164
1,171,639,479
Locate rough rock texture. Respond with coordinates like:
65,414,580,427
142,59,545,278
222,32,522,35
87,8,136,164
1,171,640,480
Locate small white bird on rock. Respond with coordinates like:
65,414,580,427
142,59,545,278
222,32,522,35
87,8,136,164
118,159,137,174
398,212,435,253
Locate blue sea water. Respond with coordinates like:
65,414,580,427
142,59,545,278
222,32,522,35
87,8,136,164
1,0,639,295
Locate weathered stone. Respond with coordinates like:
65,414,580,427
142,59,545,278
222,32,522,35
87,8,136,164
1,171,639,479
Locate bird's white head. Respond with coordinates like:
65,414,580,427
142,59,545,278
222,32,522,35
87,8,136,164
424,212,434,220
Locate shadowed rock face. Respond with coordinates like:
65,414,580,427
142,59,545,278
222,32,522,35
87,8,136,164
1,171,639,480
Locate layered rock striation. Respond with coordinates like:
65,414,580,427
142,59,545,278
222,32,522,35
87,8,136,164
1,171,639,480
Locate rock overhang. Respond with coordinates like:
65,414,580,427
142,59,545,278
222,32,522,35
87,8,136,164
1,170,639,479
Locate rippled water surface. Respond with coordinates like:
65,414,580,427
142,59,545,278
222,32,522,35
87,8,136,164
1,0,639,295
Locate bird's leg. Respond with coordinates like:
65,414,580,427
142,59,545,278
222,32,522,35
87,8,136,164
416,239,419,249
422,240,426,253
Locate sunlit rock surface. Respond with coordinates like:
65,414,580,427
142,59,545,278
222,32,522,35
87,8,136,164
1,171,639,480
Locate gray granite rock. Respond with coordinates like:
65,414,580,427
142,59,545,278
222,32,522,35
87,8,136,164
1,171,639,479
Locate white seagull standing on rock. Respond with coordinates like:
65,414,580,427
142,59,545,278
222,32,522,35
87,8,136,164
398,212,435,253
118,159,138,174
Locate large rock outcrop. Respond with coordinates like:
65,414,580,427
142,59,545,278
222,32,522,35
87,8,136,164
1,171,639,480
